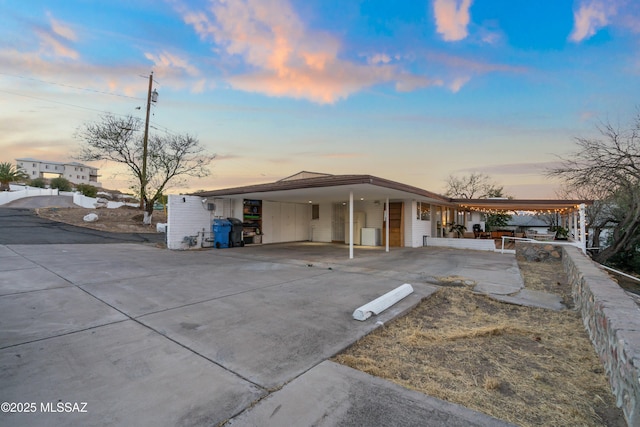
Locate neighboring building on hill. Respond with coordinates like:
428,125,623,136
16,158,101,187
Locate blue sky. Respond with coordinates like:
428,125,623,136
1,0,639,197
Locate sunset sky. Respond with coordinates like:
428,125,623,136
1,0,639,198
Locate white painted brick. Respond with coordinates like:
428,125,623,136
167,194,212,250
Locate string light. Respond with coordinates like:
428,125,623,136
457,204,581,215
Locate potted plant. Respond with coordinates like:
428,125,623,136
550,226,569,240
448,223,467,238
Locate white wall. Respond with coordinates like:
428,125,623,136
310,203,332,242
167,195,211,250
407,200,431,248
0,186,59,205
72,193,138,209
261,201,311,244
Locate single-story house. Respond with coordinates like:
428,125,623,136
167,171,590,257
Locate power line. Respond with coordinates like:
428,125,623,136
0,89,110,114
0,72,145,101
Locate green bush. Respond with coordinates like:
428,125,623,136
29,177,47,188
76,183,98,197
49,176,72,192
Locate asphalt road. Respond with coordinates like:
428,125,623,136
0,208,165,245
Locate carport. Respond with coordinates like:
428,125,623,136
453,198,591,253
194,172,453,258
167,171,591,258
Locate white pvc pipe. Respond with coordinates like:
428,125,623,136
353,284,414,321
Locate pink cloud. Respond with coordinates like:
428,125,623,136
35,15,79,59
426,51,527,92
176,0,439,103
569,0,615,42
433,0,473,42
48,14,77,42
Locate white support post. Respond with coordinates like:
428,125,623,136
579,203,587,254
349,191,354,259
385,197,389,253
573,211,578,241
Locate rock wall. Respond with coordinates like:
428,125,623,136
515,242,563,262
562,246,640,426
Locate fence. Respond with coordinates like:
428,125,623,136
0,185,59,205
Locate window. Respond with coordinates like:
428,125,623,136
312,204,319,220
416,202,430,221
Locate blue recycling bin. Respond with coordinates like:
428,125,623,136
212,219,232,248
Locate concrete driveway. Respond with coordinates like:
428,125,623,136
0,242,517,426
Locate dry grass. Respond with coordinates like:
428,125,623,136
333,260,625,427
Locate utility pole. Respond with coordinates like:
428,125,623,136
140,72,158,210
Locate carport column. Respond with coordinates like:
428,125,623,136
385,197,389,252
579,203,587,254
573,210,578,242
349,191,354,259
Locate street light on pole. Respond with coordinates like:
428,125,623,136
141,72,158,210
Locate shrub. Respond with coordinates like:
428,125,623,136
29,177,47,188
76,183,98,197
50,176,72,191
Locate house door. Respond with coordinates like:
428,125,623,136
383,202,404,247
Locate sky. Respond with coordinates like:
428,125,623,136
1,0,639,198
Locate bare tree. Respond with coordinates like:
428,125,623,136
445,172,503,199
445,172,512,230
556,183,616,249
548,114,640,264
76,114,215,224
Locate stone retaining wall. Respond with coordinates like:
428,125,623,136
515,242,563,262
562,246,640,426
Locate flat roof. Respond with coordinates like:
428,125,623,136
455,198,592,212
195,173,592,212
196,174,454,205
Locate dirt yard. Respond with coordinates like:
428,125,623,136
334,259,626,426
36,206,166,233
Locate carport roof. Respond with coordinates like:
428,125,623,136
194,173,592,210
195,174,453,205
454,198,592,213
